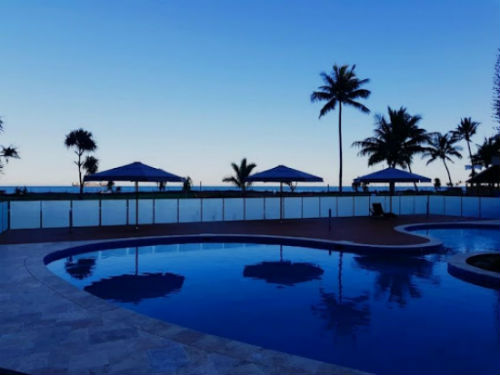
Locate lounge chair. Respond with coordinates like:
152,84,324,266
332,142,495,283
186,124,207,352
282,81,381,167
370,203,397,218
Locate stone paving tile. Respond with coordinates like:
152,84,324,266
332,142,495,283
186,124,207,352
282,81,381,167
0,238,372,375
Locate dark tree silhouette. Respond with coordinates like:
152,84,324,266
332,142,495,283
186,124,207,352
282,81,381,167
83,155,99,175
222,158,257,192
472,137,500,168
493,49,500,127
311,64,371,192
353,107,428,186
64,128,97,194
452,117,480,176
423,132,462,186
0,117,20,174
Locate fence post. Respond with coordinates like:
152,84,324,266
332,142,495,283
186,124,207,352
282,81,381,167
200,198,203,222
222,198,225,221
426,195,430,217
443,196,446,216
478,197,482,218
336,196,339,217
69,200,73,233
126,200,129,226
460,196,463,217
177,199,180,223
318,196,321,218
7,200,10,230
263,198,266,220
40,201,43,228
368,194,371,216
301,196,304,218
243,198,246,221
328,209,332,232
352,196,355,216
99,199,102,227
153,199,156,224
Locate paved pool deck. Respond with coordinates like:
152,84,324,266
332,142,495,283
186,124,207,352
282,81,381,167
0,215,489,375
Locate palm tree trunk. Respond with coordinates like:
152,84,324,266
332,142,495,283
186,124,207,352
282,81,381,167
443,159,453,186
408,164,419,192
466,140,475,176
78,152,83,195
338,102,343,193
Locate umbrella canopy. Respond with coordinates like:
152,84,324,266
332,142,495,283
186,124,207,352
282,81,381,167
467,165,500,185
84,161,184,183
84,272,185,304
353,167,430,184
246,165,323,183
84,162,184,228
246,165,323,220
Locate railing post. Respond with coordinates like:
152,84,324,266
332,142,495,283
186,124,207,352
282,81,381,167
263,198,266,220
99,199,102,227
426,195,430,217
478,197,482,218
301,196,304,218
177,199,180,223
328,209,332,232
368,194,371,216
40,201,43,229
336,196,339,217
243,197,246,221
318,197,321,218
352,196,355,216
443,196,446,216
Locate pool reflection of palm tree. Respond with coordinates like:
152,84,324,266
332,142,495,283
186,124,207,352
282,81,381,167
355,256,437,306
83,247,185,304
243,245,324,286
64,257,96,280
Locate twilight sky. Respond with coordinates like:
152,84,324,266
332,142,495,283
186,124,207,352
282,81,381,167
0,0,499,187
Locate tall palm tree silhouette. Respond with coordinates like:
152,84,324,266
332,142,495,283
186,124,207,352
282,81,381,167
453,117,480,176
423,132,462,186
311,64,371,192
65,128,97,194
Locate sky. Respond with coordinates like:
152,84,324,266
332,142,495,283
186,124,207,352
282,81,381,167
0,0,499,187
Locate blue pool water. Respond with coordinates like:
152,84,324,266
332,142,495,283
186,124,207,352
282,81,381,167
47,228,500,374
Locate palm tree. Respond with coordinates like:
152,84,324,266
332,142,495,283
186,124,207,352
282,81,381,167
83,155,99,175
353,107,428,181
423,132,462,186
472,136,500,168
452,117,480,176
64,128,97,194
222,158,257,192
0,117,20,173
311,64,371,192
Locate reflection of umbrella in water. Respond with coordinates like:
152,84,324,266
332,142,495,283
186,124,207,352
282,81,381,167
243,245,324,286
65,257,96,280
84,247,184,303
84,272,184,304
354,255,437,306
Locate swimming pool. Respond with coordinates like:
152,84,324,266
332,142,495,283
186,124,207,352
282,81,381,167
47,228,500,374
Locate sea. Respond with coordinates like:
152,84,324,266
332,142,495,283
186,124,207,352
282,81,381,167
0,185,438,194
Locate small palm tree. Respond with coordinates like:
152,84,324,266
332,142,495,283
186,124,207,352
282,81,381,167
65,128,97,194
182,176,192,193
452,117,480,175
472,136,500,168
423,132,462,186
83,155,99,175
0,117,20,173
311,64,371,192
222,158,257,192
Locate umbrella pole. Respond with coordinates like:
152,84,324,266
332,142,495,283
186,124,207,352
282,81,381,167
135,181,139,229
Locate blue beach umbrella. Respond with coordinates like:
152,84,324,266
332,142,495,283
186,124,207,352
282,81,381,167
84,162,184,227
246,165,323,220
354,167,430,211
